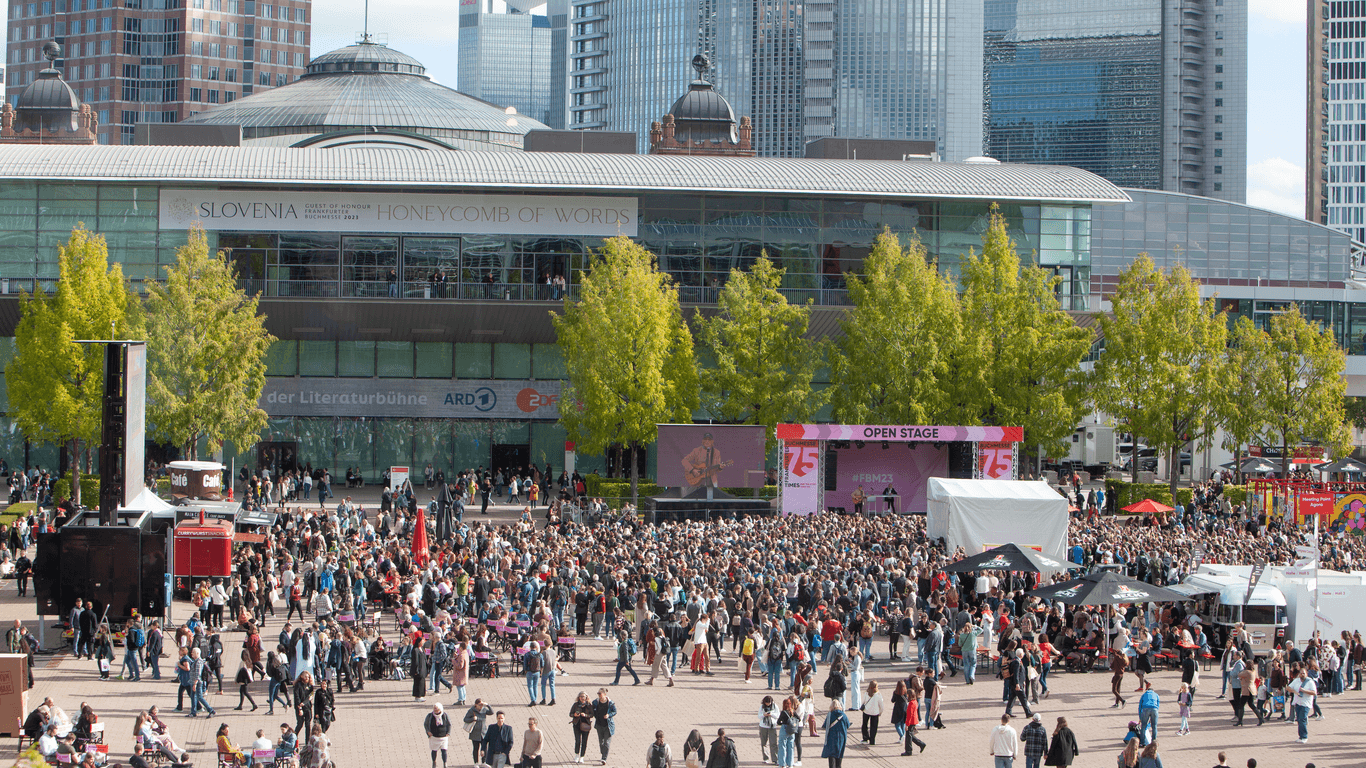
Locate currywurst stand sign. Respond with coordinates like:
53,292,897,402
159,189,639,237
261,378,563,420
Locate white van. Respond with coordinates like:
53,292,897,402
1175,573,1289,657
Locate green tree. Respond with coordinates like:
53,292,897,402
1255,304,1350,477
1218,316,1275,483
960,209,1093,473
1092,256,1226,496
552,236,698,504
7,226,143,505
831,230,977,425
145,227,274,459
695,255,828,449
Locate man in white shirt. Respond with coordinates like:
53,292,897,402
989,714,1019,768
248,728,273,766
1288,667,1317,743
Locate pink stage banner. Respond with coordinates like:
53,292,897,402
781,439,821,516
776,424,1024,443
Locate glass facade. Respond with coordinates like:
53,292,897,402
457,9,554,127
983,0,1248,203
1327,0,1366,239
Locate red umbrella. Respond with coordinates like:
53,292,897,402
1122,498,1174,515
411,505,429,565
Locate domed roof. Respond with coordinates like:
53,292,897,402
17,68,80,112
183,42,547,150
304,43,426,77
666,55,738,145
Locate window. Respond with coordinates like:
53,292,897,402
189,86,200,100
293,29,303,45
209,43,220,57
1215,47,1223,56
100,39,109,53
293,6,302,21
226,67,236,82
207,66,219,80
1215,98,1223,106
190,64,201,78
191,17,203,31
258,70,268,84
1215,81,1223,90
100,15,110,30
228,45,237,59
1215,64,1223,73
294,52,303,67
1215,165,1223,174
99,62,108,76
1215,148,1223,157
1215,114,1223,123
1214,30,1223,39
207,88,218,103
191,41,203,55
97,108,108,123
99,85,108,100
275,72,284,86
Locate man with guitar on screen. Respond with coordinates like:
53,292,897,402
681,432,733,488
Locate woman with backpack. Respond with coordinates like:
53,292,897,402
776,698,800,768
266,646,290,715
820,700,849,768
234,648,258,711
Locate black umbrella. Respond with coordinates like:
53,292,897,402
1028,570,1188,606
1314,456,1366,475
942,543,1070,575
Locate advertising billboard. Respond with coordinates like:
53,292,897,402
657,424,766,490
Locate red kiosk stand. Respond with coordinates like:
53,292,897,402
172,510,233,595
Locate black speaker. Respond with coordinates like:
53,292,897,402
948,442,976,479
824,449,839,491
99,344,128,524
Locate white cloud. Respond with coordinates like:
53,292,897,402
1246,157,1305,218
1250,0,1305,24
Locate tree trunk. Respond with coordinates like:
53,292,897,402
629,441,639,510
1281,433,1291,480
69,438,81,507
1233,446,1243,486
1167,446,1178,504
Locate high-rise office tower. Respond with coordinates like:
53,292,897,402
568,0,982,160
5,0,310,145
1310,0,1366,237
457,0,553,127
985,0,1246,202
568,0,716,147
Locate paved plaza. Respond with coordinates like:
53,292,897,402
0,496,1358,768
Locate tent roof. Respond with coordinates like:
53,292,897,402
118,486,172,513
926,477,1064,501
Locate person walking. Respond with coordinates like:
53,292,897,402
819,701,848,768
480,711,514,768
423,703,451,768
411,640,429,702
776,698,799,768
591,688,616,765
989,714,1020,768
1236,657,1261,726
899,689,926,756
569,692,593,764
1042,716,1078,768
1288,666,1317,744
1137,681,1159,744
524,641,543,706
859,681,883,745
611,631,640,686
1020,714,1047,768
1110,648,1129,709
1175,684,1192,736
1004,649,1033,718
520,717,543,768
645,730,672,768
463,699,493,765
704,729,738,768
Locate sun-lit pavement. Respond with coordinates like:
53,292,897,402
0,494,1356,768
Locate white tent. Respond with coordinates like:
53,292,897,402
926,478,1069,562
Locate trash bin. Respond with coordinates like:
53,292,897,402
424,285,431,299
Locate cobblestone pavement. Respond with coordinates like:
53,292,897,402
0,496,1355,768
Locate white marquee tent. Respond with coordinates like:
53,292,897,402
926,478,1069,562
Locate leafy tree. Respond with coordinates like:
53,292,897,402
830,230,975,425
960,209,1092,473
1255,304,1350,477
552,236,698,504
1092,256,1226,495
7,226,143,505
145,227,274,459
694,255,828,450
1218,316,1275,483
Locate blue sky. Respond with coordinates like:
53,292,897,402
316,0,1306,217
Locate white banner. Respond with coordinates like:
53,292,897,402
160,189,639,237
781,440,821,516
390,466,410,492
1295,545,1319,559
1316,611,1334,629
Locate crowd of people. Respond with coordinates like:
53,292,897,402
16,466,1363,768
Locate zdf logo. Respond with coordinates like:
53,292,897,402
517,388,558,413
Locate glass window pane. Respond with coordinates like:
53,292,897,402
493,343,531,379
334,418,374,478
414,419,453,478
338,341,375,377
533,343,566,380
298,340,335,377
296,417,333,472
265,340,298,376
342,236,399,298
415,342,453,378
375,419,412,475
455,343,491,378
376,341,413,378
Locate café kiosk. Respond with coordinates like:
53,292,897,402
172,509,233,596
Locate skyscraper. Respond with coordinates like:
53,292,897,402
984,0,1246,203
457,0,553,127
567,0,982,161
5,0,311,145
1310,0,1366,238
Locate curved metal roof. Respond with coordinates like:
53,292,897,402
184,42,545,146
668,80,739,144
0,145,1132,203
18,69,79,112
